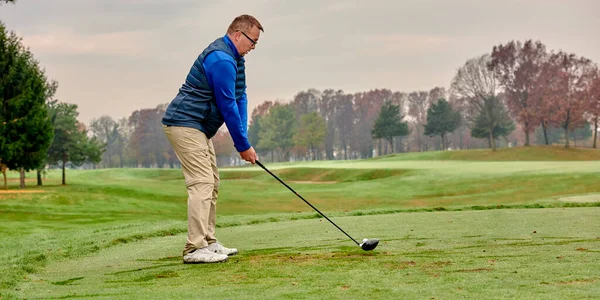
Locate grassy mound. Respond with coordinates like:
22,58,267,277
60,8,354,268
372,146,600,161
221,168,410,182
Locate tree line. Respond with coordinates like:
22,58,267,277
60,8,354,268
2,0,599,175
72,40,600,168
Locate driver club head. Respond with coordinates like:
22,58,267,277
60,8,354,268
359,238,379,251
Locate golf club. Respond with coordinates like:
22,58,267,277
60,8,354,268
255,160,379,251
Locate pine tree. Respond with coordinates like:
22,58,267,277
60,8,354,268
0,22,54,188
424,99,461,150
372,101,409,153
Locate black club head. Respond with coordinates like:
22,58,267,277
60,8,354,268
360,238,379,251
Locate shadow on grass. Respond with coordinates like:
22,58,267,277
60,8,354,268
105,262,181,276
52,293,126,299
51,277,84,286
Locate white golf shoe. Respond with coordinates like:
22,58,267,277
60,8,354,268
206,241,239,256
183,247,228,264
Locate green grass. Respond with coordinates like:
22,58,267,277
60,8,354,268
1,146,600,299
9,209,600,299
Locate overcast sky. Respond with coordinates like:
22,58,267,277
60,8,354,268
1,0,599,125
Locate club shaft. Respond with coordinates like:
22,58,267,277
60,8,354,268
256,160,359,246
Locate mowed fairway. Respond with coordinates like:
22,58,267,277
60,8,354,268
1,147,599,299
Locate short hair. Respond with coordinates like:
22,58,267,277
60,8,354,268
227,14,264,34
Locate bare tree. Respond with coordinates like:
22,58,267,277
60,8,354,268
428,87,447,105
451,54,507,151
352,90,387,158
292,89,320,123
408,91,429,151
117,117,134,167
333,93,354,159
89,116,118,167
391,92,409,152
320,89,339,160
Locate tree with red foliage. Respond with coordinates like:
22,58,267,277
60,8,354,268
545,52,595,148
586,66,600,148
251,100,275,119
489,40,548,146
533,58,562,145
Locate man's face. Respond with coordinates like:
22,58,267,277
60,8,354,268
235,25,260,56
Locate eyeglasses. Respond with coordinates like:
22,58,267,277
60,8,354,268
239,31,257,46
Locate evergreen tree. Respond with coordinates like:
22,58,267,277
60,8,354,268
0,22,54,188
372,101,409,153
424,99,460,150
469,97,515,149
471,110,515,146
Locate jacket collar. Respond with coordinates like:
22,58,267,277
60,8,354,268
223,34,241,60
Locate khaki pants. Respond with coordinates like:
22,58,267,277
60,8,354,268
163,125,219,255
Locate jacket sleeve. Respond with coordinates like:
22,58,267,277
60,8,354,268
204,52,251,152
238,91,248,136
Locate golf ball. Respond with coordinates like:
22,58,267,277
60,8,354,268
362,238,368,243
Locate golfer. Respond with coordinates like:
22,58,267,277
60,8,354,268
162,14,262,263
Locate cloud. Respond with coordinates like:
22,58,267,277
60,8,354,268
20,28,153,57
